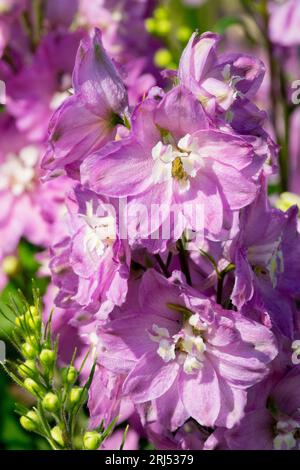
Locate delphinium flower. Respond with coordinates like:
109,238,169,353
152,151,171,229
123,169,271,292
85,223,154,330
49,184,130,318
229,182,300,337
81,84,262,244
225,366,300,450
98,269,277,427
41,28,129,178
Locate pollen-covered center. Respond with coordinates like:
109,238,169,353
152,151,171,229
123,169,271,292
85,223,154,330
148,312,207,375
151,134,202,193
171,156,188,182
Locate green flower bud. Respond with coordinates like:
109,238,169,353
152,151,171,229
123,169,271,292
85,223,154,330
276,192,300,213
176,26,192,43
145,17,156,34
22,342,37,359
42,393,60,412
69,387,88,406
154,6,168,20
2,255,19,276
26,305,39,317
20,410,40,432
62,366,78,385
39,349,55,369
50,426,64,447
27,335,39,348
83,431,101,450
155,19,171,36
26,313,41,332
154,49,173,68
18,359,36,378
24,378,43,397
15,314,25,329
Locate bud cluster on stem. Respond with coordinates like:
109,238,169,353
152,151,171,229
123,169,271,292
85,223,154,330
0,289,122,450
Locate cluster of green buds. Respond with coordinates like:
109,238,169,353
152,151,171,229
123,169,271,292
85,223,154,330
0,289,124,450
145,4,192,70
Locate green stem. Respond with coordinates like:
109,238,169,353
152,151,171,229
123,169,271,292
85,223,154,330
177,239,192,286
216,274,224,305
216,264,235,306
155,254,171,278
260,0,290,191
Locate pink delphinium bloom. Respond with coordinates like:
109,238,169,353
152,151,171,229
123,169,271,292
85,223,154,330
82,85,263,244
226,366,300,450
230,183,300,337
41,28,128,178
99,269,277,429
49,185,130,318
177,31,277,172
178,32,265,116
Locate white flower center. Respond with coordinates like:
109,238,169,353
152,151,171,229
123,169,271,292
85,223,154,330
149,314,207,374
292,340,300,365
151,134,203,193
273,418,300,450
81,201,116,257
0,146,39,196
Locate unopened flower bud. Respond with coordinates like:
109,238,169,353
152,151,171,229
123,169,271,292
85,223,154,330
50,426,64,447
26,313,41,331
27,335,39,348
42,393,60,412
2,255,19,276
24,378,43,397
154,49,173,68
145,17,156,34
26,306,39,317
18,359,36,378
154,6,168,20
20,410,40,432
176,26,192,43
83,431,101,450
22,342,37,359
39,349,55,369
62,366,77,384
155,19,171,36
69,387,88,406
15,315,25,329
